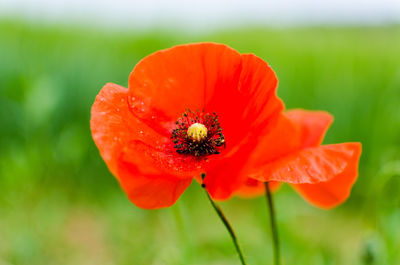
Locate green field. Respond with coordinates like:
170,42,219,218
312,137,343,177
1,20,400,264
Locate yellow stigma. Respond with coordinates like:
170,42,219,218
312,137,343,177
187,123,208,142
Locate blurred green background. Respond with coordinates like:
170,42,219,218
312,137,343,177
1,20,400,265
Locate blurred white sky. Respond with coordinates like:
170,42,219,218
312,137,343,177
1,0,400,30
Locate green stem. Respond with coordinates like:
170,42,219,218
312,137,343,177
201,174,247,265
265,182,281,265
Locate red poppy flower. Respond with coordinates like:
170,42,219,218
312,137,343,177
90,42,361,209
236,109,362,209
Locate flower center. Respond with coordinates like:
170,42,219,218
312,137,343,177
171,110,225,157
187,123,208,142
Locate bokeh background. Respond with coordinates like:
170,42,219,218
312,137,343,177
1,1,400,264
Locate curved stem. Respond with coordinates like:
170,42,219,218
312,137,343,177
201,173,247,265
265,182,281,265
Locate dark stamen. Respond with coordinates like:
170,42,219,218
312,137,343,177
171,109,225,157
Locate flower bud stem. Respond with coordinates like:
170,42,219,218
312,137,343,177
265,182,281,265
201,173,247,265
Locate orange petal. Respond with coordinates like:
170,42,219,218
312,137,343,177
285,109,333,148
291,143,362,209
250,143,361,184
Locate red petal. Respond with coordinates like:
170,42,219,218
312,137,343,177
285,109,333,148
128,43,243,136
206,53,283,150
94,44,286,204
202,159,245,200
91,83,198,208
128,44,284,200
90,83,163,175
240,109,334,192
213,114,295,199
91,83,202,176
202,54,284,200
291,143,361,208
246,114,300,167
249,143,361,184
128,43,283,148
117,141,193,209
238,109,361,207
236,179,282,198
246,110,333,171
